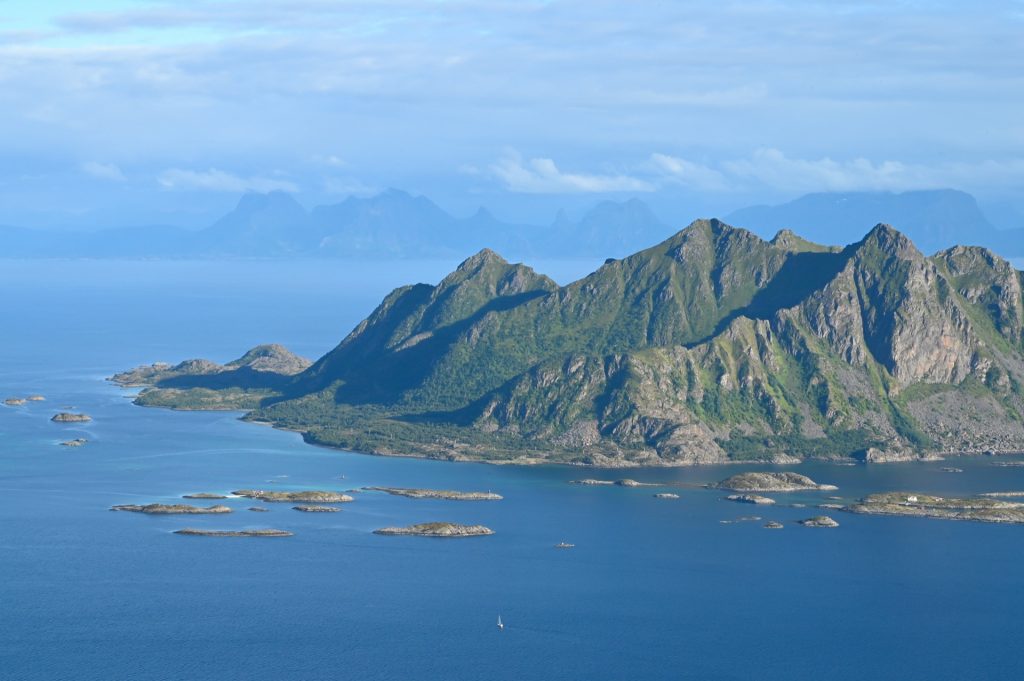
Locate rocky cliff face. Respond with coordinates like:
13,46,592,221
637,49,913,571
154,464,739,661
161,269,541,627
125,220,1024,465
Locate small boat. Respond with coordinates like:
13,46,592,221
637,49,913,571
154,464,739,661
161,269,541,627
497,615,504,630
555,542,575,549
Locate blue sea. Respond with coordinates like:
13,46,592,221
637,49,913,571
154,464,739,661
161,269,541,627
2,258,1024,681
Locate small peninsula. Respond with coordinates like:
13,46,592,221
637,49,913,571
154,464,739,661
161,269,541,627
711,472,837,492
364,487,502,500
111,503,232,514
373,522,494,537
174,528,292,537
232,489,354,503
51,412,91,423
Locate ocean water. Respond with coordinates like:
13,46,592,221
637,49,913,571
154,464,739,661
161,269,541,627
2,258,1024,681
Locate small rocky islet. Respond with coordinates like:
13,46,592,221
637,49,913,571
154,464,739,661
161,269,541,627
799,515,840,528
292,505,340,512
373,522,494,537
174,528,292,537
51,412,92,423
111,503,232,514
711,472,837,492
570,478,660,487
364,487,502,500
182,493,228,499
725,493,776,505
653,493,679,499
232,489,354,503
4,397,26,406
59,438,88,447
843,492,1024,524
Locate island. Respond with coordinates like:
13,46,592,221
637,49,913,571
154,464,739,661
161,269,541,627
764,521,784,529
292,505,340,512
653,493,680,499
111,503,232,514
364,487,502,500
248,507,269,512
372,522,494,537
27,395,45,401
109,224,1024,467
725,493,776,505
569,479,659,487
51,412,92,423
183,493,228,499
232,489,354,503
59,438,88,447
555,542,575,548
4,397,26,406
843,492,1024,523
711,472,837,492
798,515,840,527
174,528,292,537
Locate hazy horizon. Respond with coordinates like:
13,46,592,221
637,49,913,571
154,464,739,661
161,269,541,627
2,2,1023,233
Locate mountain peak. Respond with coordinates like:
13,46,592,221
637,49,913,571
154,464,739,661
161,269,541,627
859,222,920,258
457,247,508,271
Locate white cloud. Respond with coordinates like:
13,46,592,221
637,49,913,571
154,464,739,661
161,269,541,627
490,152,655,194
157,167,298,193
80,161,125,181
649,153,727,191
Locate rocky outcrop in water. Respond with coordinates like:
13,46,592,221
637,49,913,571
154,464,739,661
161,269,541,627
231,489,353,503
798,515,839,527
292,505,340,512
712,472,837,492
844,492,1024,523
174,528,292,537
364,487,502,500
725,493,776,505
373,522,494,537
51,412,91,423
111,503,231,514
60,438,87,447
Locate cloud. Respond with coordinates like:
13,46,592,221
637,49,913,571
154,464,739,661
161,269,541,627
649,153,727,191
490,152,655,194
157,168,298,193
80,161,126,182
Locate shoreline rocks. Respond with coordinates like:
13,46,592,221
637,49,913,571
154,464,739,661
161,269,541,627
51,412,92,423
364,487,502,501
711,472,837,492
174,528,292,537
111,503,231,514
373,522,494,537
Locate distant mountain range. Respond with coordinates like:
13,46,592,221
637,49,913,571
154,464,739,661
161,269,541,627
118,220,1024,465
726,189,1023,257
1,187,1021,259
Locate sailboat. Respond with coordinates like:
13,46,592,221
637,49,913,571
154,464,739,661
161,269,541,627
497,615,504,631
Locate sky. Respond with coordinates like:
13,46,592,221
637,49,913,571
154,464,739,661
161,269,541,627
1,0,1023,229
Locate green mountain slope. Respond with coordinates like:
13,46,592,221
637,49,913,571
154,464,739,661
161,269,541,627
123,220,1024,466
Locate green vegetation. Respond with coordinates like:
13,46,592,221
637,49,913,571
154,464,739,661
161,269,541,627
117,220,1024,465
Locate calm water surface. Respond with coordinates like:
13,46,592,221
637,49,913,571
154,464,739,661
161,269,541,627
2,259,1023,681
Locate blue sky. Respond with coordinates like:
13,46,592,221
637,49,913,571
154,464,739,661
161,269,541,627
1,0,1022,228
